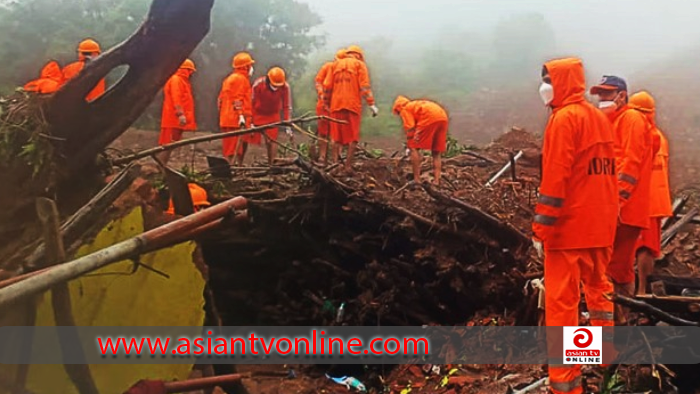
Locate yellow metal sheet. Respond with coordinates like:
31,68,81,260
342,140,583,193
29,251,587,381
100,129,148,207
0,207,206,394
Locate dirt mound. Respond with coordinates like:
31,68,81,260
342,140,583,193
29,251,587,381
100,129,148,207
491,127,540,150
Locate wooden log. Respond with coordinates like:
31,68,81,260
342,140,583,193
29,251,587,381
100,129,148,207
36,198,98,394
164,373,247,393
0,197,248,308
610,294,700,326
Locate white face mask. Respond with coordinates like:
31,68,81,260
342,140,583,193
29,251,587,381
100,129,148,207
539,82,554,106
249,66,254,77
598,100,616,110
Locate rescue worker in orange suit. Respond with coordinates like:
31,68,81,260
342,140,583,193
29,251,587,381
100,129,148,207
392,95,449,185
156,59,197,166
533,58,618,394
251,67,293,166
165,183,210,215
590,76,658,322
323,44,378,174
218,52,255,165
61,38,106,102
629,91,672,295
315,49,347,164
24,61,63,94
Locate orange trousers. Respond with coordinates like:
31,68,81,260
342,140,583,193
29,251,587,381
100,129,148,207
545,247,615,394
607,224,642,285
221,127,245,157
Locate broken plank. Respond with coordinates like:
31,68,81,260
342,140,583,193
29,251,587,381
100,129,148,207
661,208,699,247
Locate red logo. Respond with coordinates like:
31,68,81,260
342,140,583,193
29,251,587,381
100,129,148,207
573,328,593,348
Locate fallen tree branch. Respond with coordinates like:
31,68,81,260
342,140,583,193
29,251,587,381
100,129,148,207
0,196,248,308
662,196,689,229
422,183,530,248
609,293,700,326
112,116,344,165
36,198,98,394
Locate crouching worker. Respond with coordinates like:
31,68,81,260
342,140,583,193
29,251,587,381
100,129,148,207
165,183,210,215
392,95,448,185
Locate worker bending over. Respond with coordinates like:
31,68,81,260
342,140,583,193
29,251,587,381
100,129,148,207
62,38,106,102
590,76,657,323
392,95,449,185
323,45,378,174
251,67,293,166
156,59,197,165
534,58,618,394
219,52,255,165
629,91,672,295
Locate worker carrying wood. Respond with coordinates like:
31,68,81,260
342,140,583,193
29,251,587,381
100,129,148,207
61,38,106,102
323,44,378,174
629,91,672,295
391,95,449,185
165,183,210,215
534,57,618,394
314,49,347,164
250,66,293,166
590,75,659,322
219,51,255,166
156,59,197,165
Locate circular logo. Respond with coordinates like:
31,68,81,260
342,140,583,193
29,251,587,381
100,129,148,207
566,357,571,362
573,328,593,348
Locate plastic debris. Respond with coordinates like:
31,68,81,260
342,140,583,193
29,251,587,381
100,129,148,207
336,302,346,323
431,365,441,375
326,374,367,392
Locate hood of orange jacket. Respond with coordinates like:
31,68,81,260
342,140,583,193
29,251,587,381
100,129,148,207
40,61,63,82
544,58,586,109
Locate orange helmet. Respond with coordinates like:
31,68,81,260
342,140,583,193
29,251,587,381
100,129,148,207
267,67,286,87
346,45,364,60
180,59,196,71
78,39,101,54
335,49,347,61
188,183,211,207
232,52,255,69
629,91,655,113
165,183,210,215
392,95,410,114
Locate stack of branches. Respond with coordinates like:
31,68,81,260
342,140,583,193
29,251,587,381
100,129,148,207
197,153,541,329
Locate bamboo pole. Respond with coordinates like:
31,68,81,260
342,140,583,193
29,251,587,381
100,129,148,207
36,198,99,394
0,197,248,309
112,116,346,165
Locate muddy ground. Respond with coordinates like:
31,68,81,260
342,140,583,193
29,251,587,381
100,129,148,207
110,127,700,394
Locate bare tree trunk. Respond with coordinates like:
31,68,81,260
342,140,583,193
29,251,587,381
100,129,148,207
0,0,215,265
47,0,215,173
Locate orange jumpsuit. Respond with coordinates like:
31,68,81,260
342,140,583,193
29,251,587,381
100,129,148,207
636,127,671,257
323,56,375,145
606,106,657,286
160,69,196,145
315,62,333,138
24,61,63,94
218,69,252,157
534,58,618,394
61,60,106,101
397,100,449,152
250,76,292,143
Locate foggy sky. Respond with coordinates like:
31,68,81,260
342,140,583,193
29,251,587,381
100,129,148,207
304,0,700,83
